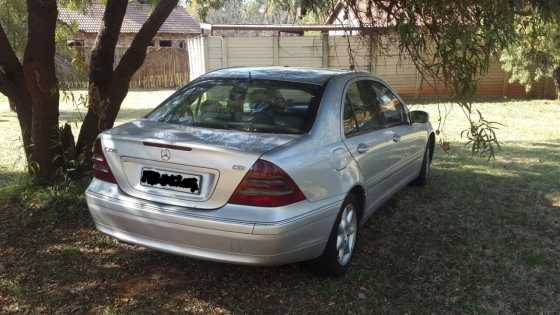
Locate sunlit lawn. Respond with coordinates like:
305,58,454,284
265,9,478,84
0,89,174,183
0,93,559,313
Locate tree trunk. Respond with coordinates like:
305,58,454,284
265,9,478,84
106,0,180,127
553,66,560,101
0,24,33,171
75,0,128,161
76,0,179,161
23,0,60,182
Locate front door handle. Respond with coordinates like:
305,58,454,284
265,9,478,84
356,143,369,154
392,134,401,143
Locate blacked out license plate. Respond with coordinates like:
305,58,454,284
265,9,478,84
140,168,201,194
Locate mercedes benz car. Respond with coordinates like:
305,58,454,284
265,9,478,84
85,67,434,275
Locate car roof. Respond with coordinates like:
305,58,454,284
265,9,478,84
200,66,355,85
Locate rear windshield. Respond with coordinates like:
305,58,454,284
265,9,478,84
146,78,324,134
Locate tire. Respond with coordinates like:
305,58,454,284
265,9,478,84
309,194,359,276
412,142,432,186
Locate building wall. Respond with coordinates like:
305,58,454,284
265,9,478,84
187,35,556,99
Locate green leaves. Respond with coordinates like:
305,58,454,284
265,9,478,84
380,0,513,157
281,0,559,157
57,0,94,12
500,14,560,93
0,0,27,58
460,108,503,160
187,0,226,21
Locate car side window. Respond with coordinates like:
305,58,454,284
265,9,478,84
343,80,384,136
343,93,359,135
343,83,360,135
371,81,407,126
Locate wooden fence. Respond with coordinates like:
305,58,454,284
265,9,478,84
187,35,556,99
123,47,189,89
59,47,189,89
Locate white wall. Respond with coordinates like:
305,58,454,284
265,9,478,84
187,34,520,98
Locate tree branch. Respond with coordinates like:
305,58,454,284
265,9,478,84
113,0,179,81
0,23,24,101
0,20,33,166
103,0,178,126
76,0,178,160
0,71,10,97
89,0,128,85
0,67,14,98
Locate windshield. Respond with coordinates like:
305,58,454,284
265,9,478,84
146,78,324,134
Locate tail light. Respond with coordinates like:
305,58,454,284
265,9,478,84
92,139,116,183
229,159,305,207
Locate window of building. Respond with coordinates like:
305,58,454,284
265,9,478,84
67,40,84,47
159,40,172,47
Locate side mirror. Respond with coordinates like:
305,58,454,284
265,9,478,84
410,110,429,124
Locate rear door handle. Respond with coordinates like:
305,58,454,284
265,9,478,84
392,134,401,142
356,143,369,154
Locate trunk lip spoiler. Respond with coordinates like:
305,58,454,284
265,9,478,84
143,141,193,152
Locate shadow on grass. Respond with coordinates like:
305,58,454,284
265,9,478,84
1,141,559,314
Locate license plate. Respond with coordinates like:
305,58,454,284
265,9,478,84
140,168,201,194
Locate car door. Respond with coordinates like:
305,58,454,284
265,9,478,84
371,80,426,185
341,79,399,212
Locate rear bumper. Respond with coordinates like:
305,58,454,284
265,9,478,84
85,183,342,266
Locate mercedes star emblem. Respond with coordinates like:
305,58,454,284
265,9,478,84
161,148,171,161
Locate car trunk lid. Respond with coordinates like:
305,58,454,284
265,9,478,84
101,119,299,209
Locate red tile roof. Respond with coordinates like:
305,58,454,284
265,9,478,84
59,2,200,34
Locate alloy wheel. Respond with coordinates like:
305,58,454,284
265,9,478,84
336,203,358,266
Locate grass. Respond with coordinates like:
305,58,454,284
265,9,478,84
0,89,174,183
0,93,559,313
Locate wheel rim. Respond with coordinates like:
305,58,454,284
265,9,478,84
336,203,358,266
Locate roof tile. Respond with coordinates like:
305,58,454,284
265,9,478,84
59,2,200,34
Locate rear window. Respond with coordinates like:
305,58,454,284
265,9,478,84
146,79,323,134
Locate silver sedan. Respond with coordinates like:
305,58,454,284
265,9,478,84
86,67,434,276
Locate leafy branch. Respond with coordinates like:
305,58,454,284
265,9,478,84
460,108,503,160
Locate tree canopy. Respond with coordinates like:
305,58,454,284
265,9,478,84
500,13,560,98
0,0,27,58
190,0,298,24
284,0,560,157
